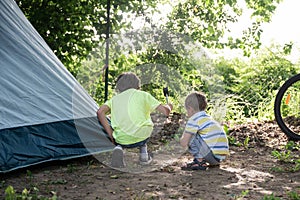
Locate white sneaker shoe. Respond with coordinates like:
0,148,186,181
139,153,152,165
111,146,125,168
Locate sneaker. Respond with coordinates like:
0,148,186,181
139,153,152,165
111,146,125,168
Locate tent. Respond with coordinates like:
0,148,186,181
0,0,114,173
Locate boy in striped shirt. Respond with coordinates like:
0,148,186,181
180,92,229,170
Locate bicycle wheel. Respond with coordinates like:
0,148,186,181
274,74,300,141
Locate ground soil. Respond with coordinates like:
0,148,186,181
0,113,299,200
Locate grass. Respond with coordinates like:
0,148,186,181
4,185,57,200
271,141,300,172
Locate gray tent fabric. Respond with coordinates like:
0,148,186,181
0,0,114,173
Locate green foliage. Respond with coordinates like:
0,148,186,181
166,0,240,49
66,164,77,173
16,0,158,76
26,170,33,182
17,0,282,76
15,0,291,123
165,0,283,56
271,149,292,163
283,42,294,55
214,45,299,122
263,193,281,200
271,141,300,172
79,27,299,125
224,124,243,146
79,28,224,114
243,135,250,149
5,186,57,200
278,79,300,121
262,190,300,200
287,190,300,200
233,190,249,199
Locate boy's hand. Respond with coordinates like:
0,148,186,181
167,103,173,111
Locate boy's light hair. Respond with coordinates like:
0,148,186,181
185,91,207,111
116,72,141,93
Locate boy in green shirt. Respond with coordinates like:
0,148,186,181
97,72,172,167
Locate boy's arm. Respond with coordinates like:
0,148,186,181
156,103,173,116
180,132,193,148
97,105,114,143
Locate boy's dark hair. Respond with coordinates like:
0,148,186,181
116,72,141,92
185,91,207,111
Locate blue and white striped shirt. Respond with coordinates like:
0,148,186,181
184,111,229,155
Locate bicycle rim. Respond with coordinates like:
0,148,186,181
274,74,300,141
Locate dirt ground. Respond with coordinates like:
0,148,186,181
0,113,299,200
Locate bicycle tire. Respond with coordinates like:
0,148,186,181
274,73,300,141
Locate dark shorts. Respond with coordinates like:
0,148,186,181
116,138,149,149
101,118,149,149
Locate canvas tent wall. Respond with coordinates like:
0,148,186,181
0,0,114,173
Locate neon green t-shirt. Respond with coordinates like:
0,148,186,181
105,89,161,145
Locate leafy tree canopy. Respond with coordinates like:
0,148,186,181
165,0,283,56
16,0,282,75
15,0,158,76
